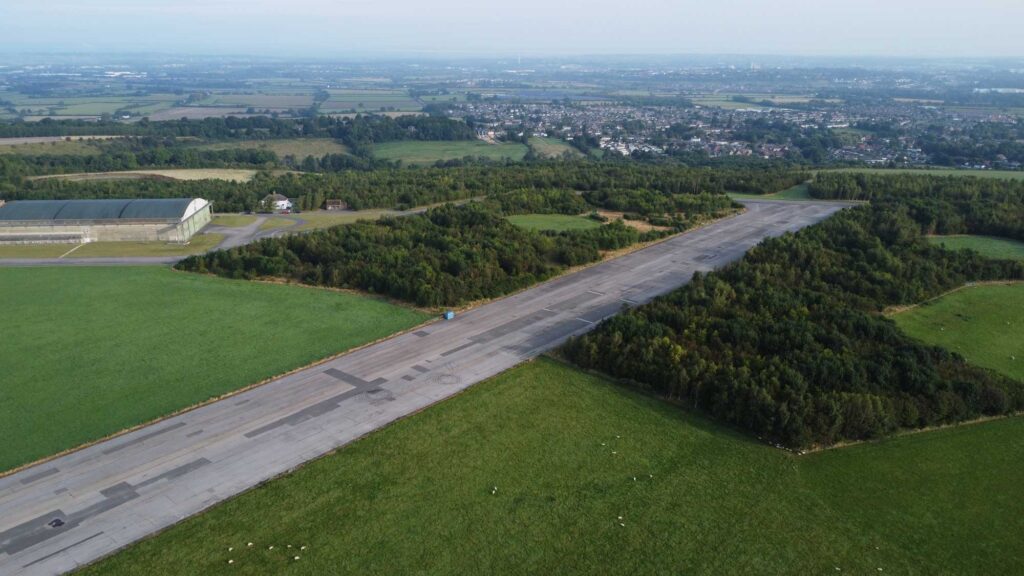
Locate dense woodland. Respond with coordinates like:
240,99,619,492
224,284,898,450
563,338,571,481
564,179,1024,449
177,203,667,307
2,163,804,213
810,172,1024,241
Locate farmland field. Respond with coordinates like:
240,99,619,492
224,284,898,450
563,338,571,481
892,283,1024,382
507,213,602,231
320,89,421,113
0,267,430,473
371,140,529,164
195,138,349,158
30,168,259,182
928,235,1024,260
528,136,583,158
0,139,106,156
81,358,1024,575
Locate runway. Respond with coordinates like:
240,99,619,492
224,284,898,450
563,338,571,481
0,200,849,575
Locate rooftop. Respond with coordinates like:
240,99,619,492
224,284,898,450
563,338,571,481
0,198,208,223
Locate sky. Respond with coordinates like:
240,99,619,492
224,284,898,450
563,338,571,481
1,0,1022,58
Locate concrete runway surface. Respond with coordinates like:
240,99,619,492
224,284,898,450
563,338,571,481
0,200,849,575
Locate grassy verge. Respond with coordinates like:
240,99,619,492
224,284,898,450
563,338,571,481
0,244,75,258
507,213,603,231
0,235,225,259
72,234,225,258
892,283,1024,382
928,235,1024,260
0,267,430,472
82,359,1024,575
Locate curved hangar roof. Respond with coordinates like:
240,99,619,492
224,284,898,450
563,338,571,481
0,198,208,222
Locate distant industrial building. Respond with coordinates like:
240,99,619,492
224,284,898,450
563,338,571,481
0,198,212,244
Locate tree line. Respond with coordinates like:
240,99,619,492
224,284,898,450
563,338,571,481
5,163,808,213
563,190,1024,449
176,203,667,307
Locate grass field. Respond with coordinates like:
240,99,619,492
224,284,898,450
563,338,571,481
259,217,299,232
72,234,225,258
371,140,529,165
0,244,76,258
893,283,1024,382
729,183,813,201
0,139,104,156
31,169,259,182
823,168,1024,181
0,234,224,259
0,267,430,473
528,136,583,158
507,214,602,231
82,358,1024,575
928,235,1024,260
195,138,349,158
212,214,259,228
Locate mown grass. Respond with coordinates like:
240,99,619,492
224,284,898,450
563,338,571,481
892,283,1024,382
82,359,1024,576
212,214,259,228
507,213,603,231
0,244,76,258
0,235,224,259
71,234,225,258
371,140,529,165
0,267,430,472
928,235,1024,260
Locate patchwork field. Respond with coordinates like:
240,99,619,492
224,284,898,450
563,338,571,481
320,89,422,113
928,235,1024,260
507,213,602,231
0,267,430,472
30,168,259,182
893,283,1024,382
195,138,350,158
0,93,181,118
371,140,529,165
81,359,1024,575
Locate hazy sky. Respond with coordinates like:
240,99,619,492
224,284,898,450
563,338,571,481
2,0,1022,58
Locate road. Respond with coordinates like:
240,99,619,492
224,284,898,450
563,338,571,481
0,200,848,575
